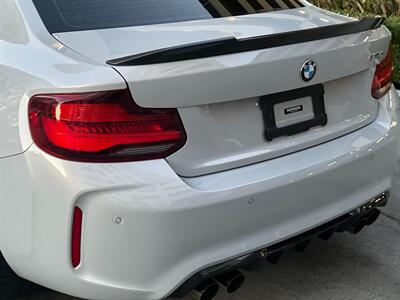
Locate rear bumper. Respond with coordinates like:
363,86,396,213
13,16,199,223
0,89,399,300
170,191,389,298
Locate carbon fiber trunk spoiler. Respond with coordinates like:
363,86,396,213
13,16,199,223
107,17,384,66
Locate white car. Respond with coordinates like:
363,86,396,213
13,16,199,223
0,1,399,300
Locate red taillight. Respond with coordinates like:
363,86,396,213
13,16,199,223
71,207,83,268
372,47,394,99
28,89,186,162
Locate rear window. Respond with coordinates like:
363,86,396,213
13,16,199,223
33,0,305,33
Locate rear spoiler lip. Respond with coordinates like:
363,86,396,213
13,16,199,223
107,17,384,66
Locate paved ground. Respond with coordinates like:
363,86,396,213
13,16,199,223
20,168,400,300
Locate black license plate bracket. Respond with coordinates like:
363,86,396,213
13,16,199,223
259,84,327,141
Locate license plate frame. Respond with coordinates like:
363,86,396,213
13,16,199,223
259,84,327,141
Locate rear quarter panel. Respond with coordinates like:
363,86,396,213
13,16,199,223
0,0,126,159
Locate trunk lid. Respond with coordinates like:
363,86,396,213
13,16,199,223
52,7,391,177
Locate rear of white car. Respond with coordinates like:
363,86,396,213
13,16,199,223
0,1,399,299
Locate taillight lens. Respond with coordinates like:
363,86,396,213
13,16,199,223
28,89,186,162
372,47,394,99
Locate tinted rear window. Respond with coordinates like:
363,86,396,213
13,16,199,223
33,0,305,33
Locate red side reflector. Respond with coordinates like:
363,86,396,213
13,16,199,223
372,47,394,99
71,207,83,268
28,89,186,162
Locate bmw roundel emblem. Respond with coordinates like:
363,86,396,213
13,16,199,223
300,60,317,82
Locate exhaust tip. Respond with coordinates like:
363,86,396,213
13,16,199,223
366,209,381,226
226,272,245,293
349,218,368,234
189,280,219,300
216,270,245,294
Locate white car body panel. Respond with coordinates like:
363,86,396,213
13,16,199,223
53,7,387,108
168,70,381,176
50,6,391,176
1,89,399,300
53,6,353,65
0,1,399,300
